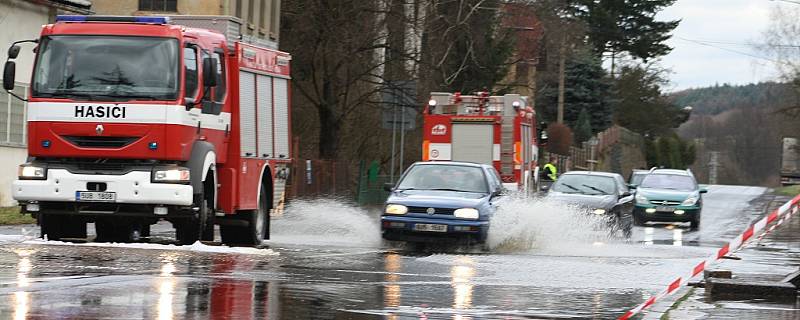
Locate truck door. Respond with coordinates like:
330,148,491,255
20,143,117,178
452,123,493,165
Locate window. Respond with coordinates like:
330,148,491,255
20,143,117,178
248,0,255,27
213,51,227,103
184,46,199,101
270,0,280,38
32,36,180,101
235,0,243,18
0,83,28,146
397,164,489,193
139,0,177,12
260,0,268,34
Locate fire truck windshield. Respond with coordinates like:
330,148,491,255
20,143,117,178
32,36,179,101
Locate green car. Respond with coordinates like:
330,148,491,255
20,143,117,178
632,169,708,229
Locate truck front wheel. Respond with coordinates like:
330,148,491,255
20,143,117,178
40,214,86,241
176,192,211,245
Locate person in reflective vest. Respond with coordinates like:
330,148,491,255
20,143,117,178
543,163,558,181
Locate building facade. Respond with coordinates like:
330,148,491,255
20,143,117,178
0,0,91,206
91,0,281,45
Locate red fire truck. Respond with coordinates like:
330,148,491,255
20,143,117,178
2,15,291,245
422,92,539,193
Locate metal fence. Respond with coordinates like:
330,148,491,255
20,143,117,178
286,159,354,199
0,82,28,147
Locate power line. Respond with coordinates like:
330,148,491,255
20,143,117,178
675,36,800,49
674,36,780,63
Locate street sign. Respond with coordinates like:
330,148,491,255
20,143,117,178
381,80,417,131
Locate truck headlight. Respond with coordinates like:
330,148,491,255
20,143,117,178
18,164,46,180
593,208,606,215
152,167,191,184
682,195,699,206
635,193,648,204
385,204,408,215
454,208,479,219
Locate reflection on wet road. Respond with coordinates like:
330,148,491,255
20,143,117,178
0,185,769,319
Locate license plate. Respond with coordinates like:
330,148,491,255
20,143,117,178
656,206,675,212
413,223,448,232
76,191,116,202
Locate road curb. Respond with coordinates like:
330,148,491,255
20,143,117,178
619,193,800,319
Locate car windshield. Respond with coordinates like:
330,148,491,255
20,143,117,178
640,174,697,191
551,174,616,195
630,173,647,185
32,36,179,100
396,164,488,193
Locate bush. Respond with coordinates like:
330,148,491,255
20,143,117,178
546,123,573,155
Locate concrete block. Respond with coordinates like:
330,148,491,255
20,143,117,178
704,269,732,279
707,277,797,300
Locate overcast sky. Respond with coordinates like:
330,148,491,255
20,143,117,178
656,0,789,92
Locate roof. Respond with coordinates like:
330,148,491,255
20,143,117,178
562,171,622,178
650,169,691,176
28,0,93,14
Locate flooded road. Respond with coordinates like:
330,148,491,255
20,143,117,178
0,185,770,319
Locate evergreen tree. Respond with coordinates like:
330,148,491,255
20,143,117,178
572,0,680,62
574,108,593,143
536,50,612,131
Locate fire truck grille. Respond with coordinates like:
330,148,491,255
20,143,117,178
63,136,139,148
407,206,456,215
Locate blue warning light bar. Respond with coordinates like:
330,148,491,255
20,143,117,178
56,15,170,24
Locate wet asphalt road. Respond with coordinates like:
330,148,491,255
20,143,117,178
0,185,775,319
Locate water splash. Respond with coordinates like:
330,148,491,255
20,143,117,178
269,198,382,247
487,195,615,252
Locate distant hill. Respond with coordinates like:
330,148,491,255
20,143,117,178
668,82,797,115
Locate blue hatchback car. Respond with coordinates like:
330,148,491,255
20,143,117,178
380,161,505,245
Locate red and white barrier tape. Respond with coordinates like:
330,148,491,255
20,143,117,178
618,193,800,320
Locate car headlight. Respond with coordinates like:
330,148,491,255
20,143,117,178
635,193,648,204
18,164,46,180
454,208,479,219
152,167,191,184
385,204,408,215
593,208,606,215
682,195,699,206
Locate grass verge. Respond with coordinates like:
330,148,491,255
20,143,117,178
0,207,35,225
774,185,800,196
660,287,696,320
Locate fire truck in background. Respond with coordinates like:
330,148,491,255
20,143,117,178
422,92,539,193
2,15,291,245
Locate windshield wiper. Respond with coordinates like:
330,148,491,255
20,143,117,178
428,188,484,193
559,183,581,192
99,93,159,101
582,184,609,195
35,91,99,100
36,90,161,101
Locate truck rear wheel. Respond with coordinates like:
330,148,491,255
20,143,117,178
40,214,86,241
220,184,269,246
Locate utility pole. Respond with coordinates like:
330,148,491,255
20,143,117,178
708,151,720,185
557,41,566,124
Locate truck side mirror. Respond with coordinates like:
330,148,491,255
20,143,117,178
8,45,20,59
202,57,218,87
383,183,394,192
3,61,15,91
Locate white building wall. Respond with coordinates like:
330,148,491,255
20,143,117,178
0,1,53,207
1,1,52,84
